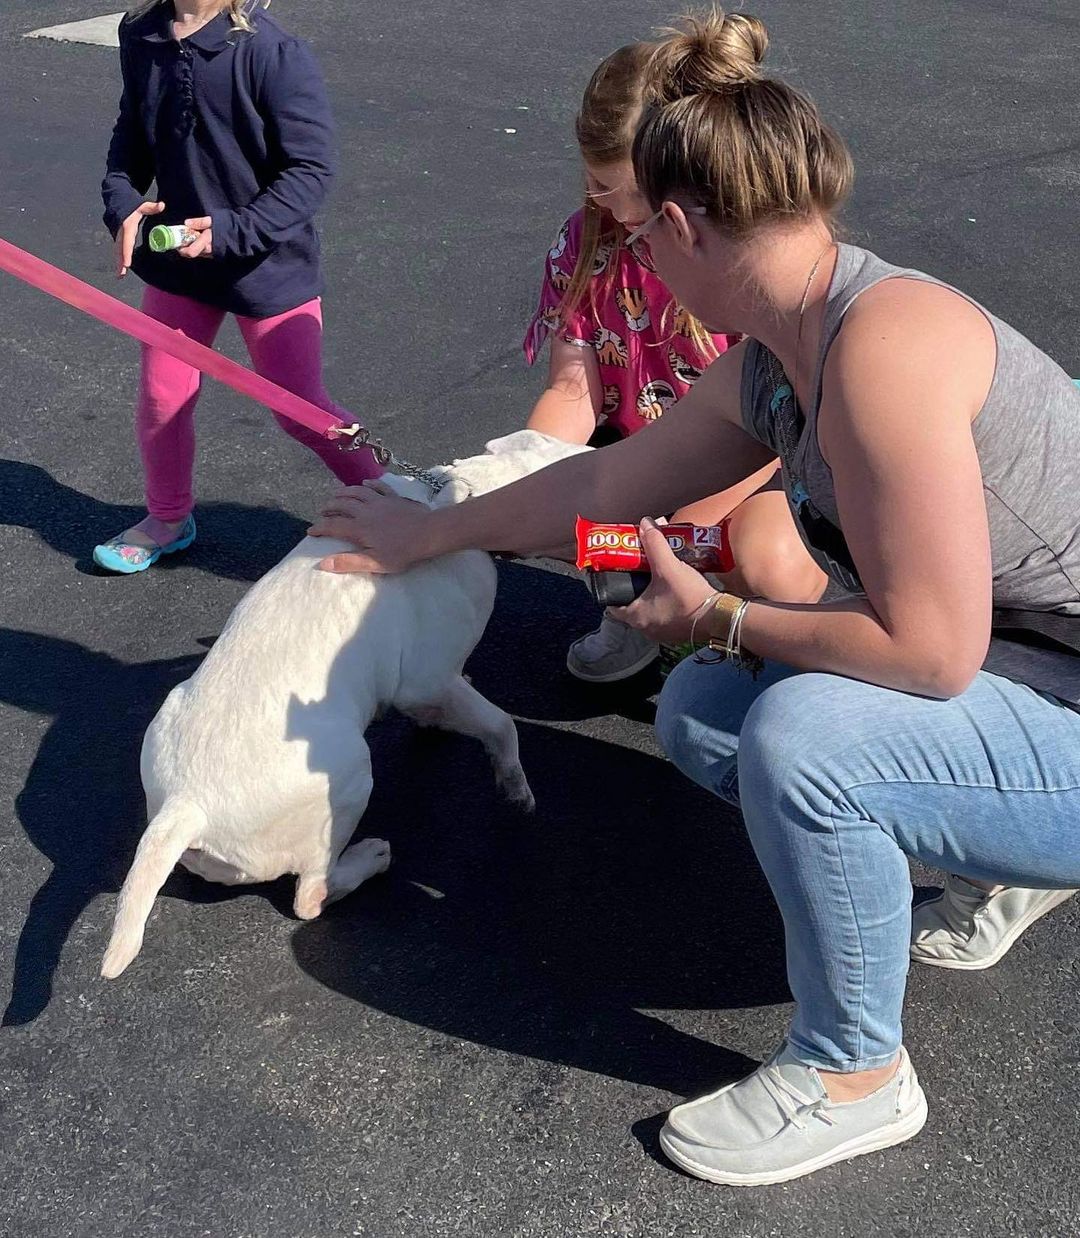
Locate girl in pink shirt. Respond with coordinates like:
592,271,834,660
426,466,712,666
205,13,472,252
524,207,737,439
523,40,823,681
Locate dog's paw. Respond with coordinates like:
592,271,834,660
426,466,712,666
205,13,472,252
100,935,141,980
351,836,392,876
500,772,536,814
294,875,330,920
321,839,393,909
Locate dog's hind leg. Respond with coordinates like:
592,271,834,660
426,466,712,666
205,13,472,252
325,837,392,906
294,743,388,918
412,676,534,811
295,831,390,918
294,871,330,921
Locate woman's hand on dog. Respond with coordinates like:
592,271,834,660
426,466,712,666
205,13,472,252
310,480,432,573
610,518,719,643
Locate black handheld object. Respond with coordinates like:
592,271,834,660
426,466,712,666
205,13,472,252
584,571,651,607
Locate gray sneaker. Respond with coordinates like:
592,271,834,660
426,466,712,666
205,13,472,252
910,876,1076,971
566,616,659,683
659,1044,927,1187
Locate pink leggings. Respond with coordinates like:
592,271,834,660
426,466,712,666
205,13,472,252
137,286,382,520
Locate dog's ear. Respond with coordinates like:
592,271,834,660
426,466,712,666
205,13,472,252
483,430,594,469
440,433,593,502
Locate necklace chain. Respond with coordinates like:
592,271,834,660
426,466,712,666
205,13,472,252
792,240,835,410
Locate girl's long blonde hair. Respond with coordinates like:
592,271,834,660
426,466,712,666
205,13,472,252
561,39,717,363
126,0,270,34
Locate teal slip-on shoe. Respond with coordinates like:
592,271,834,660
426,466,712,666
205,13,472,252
93,514,197,574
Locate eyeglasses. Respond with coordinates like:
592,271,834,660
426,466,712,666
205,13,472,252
585,180,629,203
624,205,708,273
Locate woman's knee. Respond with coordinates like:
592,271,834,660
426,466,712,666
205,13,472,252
656,657,781,797
736,672,888,824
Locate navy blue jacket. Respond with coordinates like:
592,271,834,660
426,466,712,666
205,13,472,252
102,4,336,317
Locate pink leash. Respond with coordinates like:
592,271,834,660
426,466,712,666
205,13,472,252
0,236,362,443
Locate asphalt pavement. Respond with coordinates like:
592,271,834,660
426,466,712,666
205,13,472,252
1,2,1079,1234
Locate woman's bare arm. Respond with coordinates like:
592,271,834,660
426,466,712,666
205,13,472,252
617,281,997,698
737,284,995,695
312,341,776,573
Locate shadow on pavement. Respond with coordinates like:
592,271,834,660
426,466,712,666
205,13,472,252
1,533,771,1050
291,717,790,1097
472,558,664,726
0,629,205,1025
0,458,305,581
0,627,297,1026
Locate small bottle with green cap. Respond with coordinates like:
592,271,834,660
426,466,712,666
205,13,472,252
148,224,199,253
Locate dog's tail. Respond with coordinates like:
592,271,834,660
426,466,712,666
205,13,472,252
101,798,204,980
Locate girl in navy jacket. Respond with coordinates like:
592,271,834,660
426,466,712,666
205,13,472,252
97,0,379,572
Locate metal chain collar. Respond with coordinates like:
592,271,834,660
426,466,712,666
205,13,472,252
332,425,449,494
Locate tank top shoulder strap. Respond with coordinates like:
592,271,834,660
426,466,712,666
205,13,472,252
808,244,933,416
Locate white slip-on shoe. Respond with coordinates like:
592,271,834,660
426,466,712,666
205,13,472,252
566,615,660,683
910,876,1076,971
659,1043,927,1187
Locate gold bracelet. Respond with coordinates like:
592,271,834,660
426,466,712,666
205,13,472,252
727,598,749,660
705,592,744,652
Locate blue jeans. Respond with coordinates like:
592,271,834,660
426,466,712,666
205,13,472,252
656,658,1080,1072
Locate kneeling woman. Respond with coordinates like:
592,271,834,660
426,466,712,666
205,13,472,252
312,9,1080,1188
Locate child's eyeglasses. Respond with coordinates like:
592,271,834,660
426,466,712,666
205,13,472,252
625,205,708,273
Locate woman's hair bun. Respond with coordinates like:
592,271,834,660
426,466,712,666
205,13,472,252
648,8,769,102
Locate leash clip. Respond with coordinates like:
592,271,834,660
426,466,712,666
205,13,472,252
331,423,448,495
332,423,393,467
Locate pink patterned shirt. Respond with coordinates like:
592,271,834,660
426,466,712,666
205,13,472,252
523,209,737,437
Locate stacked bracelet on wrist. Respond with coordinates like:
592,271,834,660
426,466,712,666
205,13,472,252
692,592,765,677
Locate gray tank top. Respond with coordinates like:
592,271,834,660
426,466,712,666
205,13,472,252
741,242,1080,705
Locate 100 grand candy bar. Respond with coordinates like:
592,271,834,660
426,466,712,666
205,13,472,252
575,516,734,606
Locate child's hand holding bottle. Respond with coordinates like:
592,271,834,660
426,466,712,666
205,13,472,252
177,217,214,260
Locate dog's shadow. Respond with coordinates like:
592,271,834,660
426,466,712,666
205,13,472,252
0,629,214,1025
291,715,791,1096
0,553,653,1029
1,510,781,1077
3,615,791,1096
0,458,307,581
0,626,308,1027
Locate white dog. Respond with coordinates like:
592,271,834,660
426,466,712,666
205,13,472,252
102,430,588,979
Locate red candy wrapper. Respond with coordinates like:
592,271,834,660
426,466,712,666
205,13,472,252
575,516,734,575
